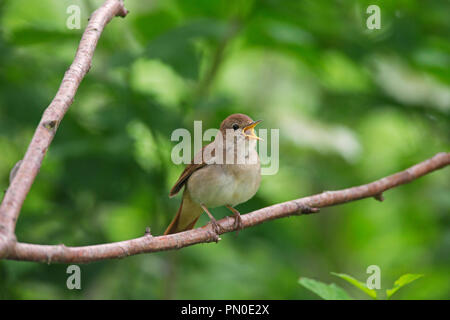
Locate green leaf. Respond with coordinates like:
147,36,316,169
298,277,352,300
331,272,377,299
386,274,424,299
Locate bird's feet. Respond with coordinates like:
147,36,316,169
233,213,243,233
201,204,225,241
226,205,243,235
209,216,225,235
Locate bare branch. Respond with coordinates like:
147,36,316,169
0,0,447,265
0,0,128,258
4,152,449,264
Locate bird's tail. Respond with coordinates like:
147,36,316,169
164,190,203,235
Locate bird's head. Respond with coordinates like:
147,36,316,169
219,113,262,141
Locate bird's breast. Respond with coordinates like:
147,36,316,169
187,154,261,208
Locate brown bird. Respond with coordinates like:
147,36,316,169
164,113,262,235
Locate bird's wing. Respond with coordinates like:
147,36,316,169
169,144,215,197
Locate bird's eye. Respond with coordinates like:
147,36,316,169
232,123,239,131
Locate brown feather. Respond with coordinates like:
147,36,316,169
169,163,206,197
164,190,203,235
169,144,215,197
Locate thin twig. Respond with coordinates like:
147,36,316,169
3,152,449,264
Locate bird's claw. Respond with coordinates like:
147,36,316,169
233,214,243,233
209,218,225,236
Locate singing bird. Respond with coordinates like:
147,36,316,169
164,114,262,235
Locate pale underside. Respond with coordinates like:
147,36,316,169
187,159,261,208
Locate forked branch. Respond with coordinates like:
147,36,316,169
0,0,128,258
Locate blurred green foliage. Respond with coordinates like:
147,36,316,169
299,272,423,300
0,0,449,299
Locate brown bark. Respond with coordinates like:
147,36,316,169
4,152,449,263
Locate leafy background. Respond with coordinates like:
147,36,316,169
0,0,449,299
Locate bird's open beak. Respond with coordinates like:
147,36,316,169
243,120,262,140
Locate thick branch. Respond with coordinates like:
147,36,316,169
0,0,128,258
4,152,449,264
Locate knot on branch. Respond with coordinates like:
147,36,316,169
42,120,58,131
295,202,320,215
144,226,152,237
116,1,129,17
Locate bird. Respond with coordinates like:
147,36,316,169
164,113,262,236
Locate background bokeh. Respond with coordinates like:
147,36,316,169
0,0,449,299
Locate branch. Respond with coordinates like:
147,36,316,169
3,152,449,264
0,0,128,258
